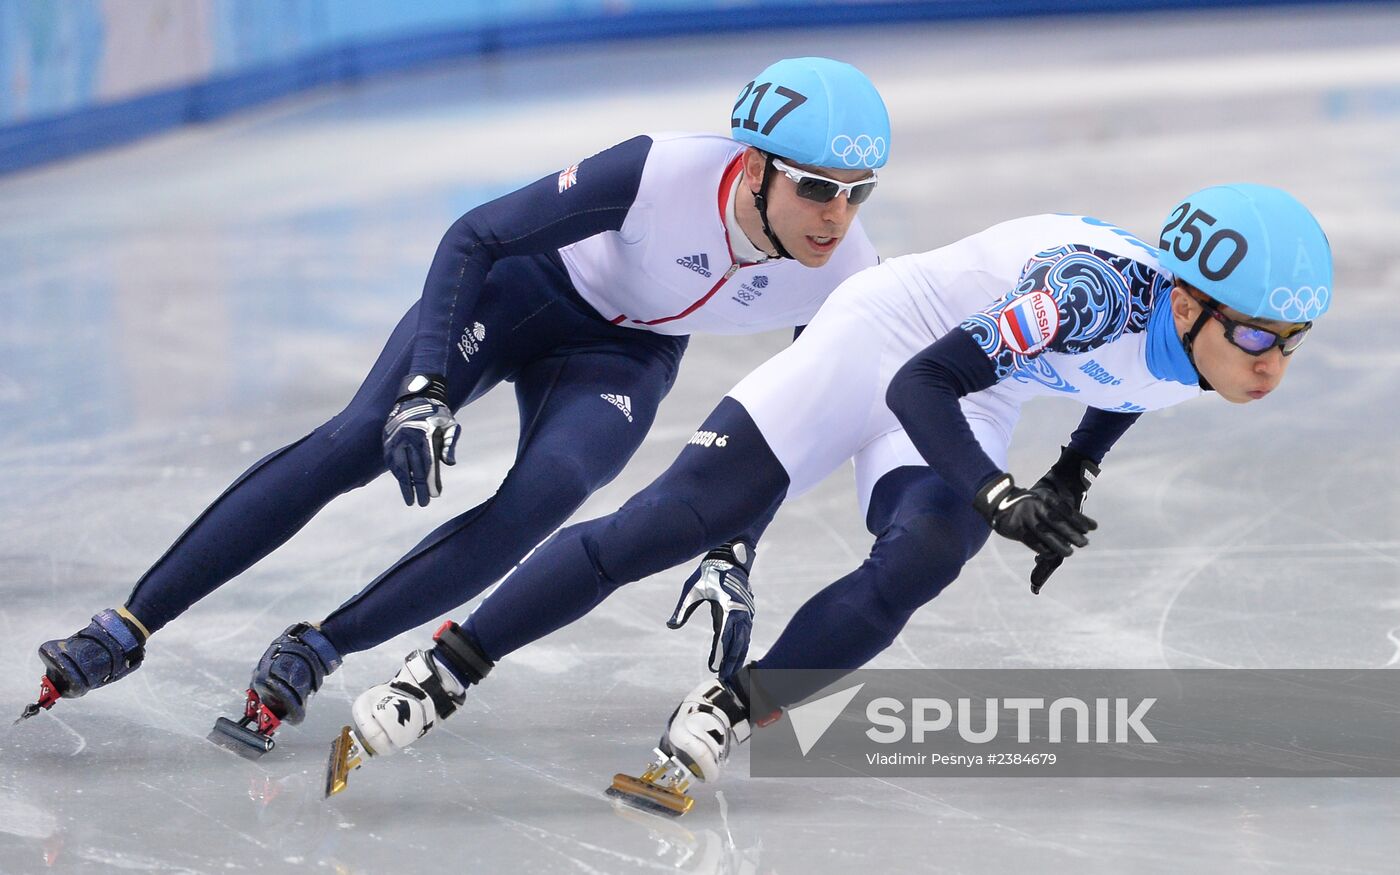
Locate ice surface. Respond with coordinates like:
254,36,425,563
2,6,1399,873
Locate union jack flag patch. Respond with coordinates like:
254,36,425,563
557,163,579,193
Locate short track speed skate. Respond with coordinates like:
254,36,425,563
14,676,62,724
208,689,285,759
607,748,697,817
208,622,343,759
606,678,754,818
324,725,370,797
323,621,492,798
19,608,149,723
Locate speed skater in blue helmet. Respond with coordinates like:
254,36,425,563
728,57,890,265
1157,184,1332,403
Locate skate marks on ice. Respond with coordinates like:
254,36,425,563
3,4,1400,873
0,720,352,869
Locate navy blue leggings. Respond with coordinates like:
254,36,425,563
750,465,990,706
464,399,990,682
124,255,687,654
464,397,789,659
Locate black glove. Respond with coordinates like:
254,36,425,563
973,471,1096,564
1027,447,1100,594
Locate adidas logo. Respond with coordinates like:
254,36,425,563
676,253,712,278
600,393,633,422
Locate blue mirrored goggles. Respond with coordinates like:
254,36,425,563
1196,294,1312,356
770,157,878,205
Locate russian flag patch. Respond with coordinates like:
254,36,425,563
997,290,1060,355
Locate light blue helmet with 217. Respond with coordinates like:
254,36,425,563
730,57,890,170
1157,183,1332,323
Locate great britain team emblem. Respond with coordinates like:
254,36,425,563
998,290,1060,355
557,163,579,193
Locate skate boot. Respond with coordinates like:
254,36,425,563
325,621,493,797
607,678,752,817
208,622,341,759
19,608,149,722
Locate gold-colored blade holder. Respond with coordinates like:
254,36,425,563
325,726,367,798
604,748,696,817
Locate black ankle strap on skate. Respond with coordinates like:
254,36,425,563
706,683,749,726
394,669,463,721
432,621,494,686
390,650,466,721
731,662,783,728
728,664,755,710
692,681,752,744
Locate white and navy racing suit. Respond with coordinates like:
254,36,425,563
122,132,877,655
462,214,1203,700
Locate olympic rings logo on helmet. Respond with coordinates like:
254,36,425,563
830,134,886,168
1268,285,1330,321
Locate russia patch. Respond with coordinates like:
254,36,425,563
998,290,1060,355
557,163,579,193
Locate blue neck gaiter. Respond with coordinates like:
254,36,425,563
1146,291,1199,386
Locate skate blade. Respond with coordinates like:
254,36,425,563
208,716,275,760
325,726,367,798
15,676,62,724
605,773,695,818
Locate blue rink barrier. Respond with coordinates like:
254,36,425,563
0,0,1383,177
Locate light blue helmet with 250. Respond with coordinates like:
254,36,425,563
730,57,890,170
1157,183,1332,323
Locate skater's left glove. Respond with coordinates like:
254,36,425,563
383,374,460,507
974,471,1096,563
668,542,756,682
1028,447,1100,594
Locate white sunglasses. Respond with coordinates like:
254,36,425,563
770,157,879,204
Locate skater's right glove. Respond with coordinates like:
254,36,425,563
1027,447,1100,594
383,374,460,507
974,472,1096,561
668,541,756,682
